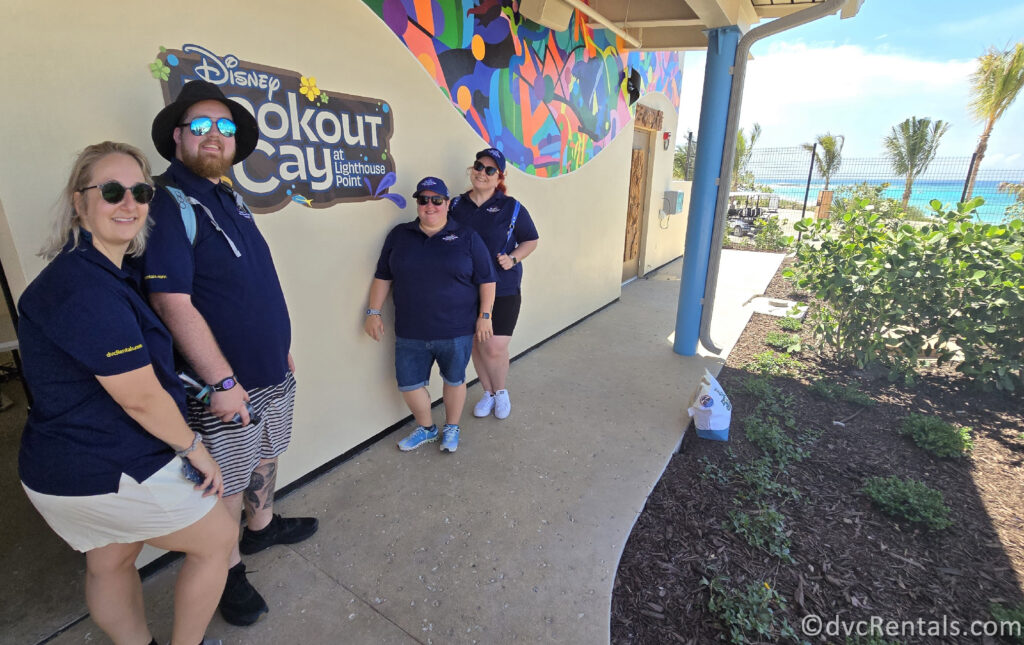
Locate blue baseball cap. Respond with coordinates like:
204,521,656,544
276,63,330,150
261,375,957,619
412,176,449,198
475,147,506,173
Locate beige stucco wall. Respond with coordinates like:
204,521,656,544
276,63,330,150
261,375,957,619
0,1,653,495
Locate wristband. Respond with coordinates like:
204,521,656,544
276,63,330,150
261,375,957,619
366,308,382,316
480,312,491,319
210,375,237,392
175,431,203,458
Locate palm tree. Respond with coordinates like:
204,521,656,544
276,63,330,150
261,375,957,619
673,143,693,179
963,43,1024,200
882,117,951,210
802,132,845,191
732,123,761,190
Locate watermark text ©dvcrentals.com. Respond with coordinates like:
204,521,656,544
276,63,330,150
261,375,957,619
801,614,1023,639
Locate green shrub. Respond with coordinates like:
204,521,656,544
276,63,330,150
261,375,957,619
787,198,1024,391
900,413,973,458
778,316,802,331
846,637,903,645
704,577,800,644
862,476,952,530
765,331,802,353
726,505,794,562
745,350,802,377
744,416,807,466
808,379,875,407
732,457,800,502
753,216,792,251
989,603,1024,644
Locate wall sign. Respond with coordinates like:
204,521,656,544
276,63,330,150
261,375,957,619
151,45,404,213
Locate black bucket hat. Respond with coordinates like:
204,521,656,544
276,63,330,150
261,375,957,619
151,80,258,163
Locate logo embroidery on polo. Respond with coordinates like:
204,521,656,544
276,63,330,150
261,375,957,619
486,206,501,213
442,234,459,242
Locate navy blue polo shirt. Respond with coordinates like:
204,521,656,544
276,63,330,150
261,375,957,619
18,232,185,496
449,192,539,297
374,219,495,340
136,159,291,388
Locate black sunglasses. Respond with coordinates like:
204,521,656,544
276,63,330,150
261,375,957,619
179,116,237,138
79,181,156,205
473,161,499,176
416,195,448,206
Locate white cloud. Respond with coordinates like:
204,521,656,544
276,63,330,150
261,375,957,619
676,43,1024,162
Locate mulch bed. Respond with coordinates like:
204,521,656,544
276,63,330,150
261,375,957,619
611,255,1024,644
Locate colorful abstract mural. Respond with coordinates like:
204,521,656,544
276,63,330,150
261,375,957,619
362,0,681,177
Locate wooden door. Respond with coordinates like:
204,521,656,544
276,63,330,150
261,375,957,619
622,147,646,282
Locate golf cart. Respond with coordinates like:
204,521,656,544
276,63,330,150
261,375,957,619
727,191,779,237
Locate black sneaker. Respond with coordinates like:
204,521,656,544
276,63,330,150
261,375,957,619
239,514,319,555
218,562,268,626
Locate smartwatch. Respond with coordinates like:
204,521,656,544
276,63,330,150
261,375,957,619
211,375,237,392
480,312,491,319
511,256,519,265
366,308,382,316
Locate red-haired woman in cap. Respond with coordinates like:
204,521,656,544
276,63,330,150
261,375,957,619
449,148,539,421
18,142,235,645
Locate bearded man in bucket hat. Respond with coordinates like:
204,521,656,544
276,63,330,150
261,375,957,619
138,80,317,627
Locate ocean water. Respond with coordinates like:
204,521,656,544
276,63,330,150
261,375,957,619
764,179,1019,223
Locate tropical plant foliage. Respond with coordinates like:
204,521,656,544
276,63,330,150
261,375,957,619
802,132,845,191
964,42,1024,200
882,117,951,210
732,123,761,190
787,197,1024,391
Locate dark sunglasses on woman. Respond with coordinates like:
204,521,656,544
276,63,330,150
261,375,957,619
473,161,499,176
79,181,156,205
416,195,448,206
179,116,237,138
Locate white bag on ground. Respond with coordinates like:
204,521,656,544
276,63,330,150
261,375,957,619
688,369,732,441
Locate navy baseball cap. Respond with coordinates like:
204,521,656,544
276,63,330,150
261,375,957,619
412,176,449,198
475,147,506,173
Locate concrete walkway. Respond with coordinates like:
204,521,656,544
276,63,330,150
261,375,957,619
50,250,784,645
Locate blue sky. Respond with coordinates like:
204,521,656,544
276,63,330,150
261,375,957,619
675,0,1024,165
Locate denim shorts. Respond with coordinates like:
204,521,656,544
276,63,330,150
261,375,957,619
395,335,474,391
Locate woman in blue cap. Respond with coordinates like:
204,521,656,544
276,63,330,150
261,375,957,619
18,142,236,645
365,176,496,453
449,148,540,420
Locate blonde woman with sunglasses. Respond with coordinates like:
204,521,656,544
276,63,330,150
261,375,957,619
20,141,235,645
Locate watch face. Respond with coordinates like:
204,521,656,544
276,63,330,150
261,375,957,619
220,378,236,390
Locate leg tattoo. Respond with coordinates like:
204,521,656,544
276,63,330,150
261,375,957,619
244,462,278,517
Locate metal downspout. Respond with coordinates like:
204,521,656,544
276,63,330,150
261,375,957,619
698,0,848,354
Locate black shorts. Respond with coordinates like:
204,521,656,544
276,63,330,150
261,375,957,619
491,294,522,336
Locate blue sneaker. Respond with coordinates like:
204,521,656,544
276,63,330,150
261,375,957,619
397,425,438,451
440,424,460,453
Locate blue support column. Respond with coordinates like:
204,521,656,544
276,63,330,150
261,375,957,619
673,26,740,356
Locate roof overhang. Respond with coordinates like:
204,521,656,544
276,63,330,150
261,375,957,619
519,0,864,51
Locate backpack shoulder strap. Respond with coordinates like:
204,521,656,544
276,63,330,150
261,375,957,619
153,173,197,246
504,200,522,253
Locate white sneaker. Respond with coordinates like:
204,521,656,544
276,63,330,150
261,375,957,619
494,389,511,419
473,391,495,417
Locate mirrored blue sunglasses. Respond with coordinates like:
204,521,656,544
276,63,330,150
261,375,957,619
179,116,237,138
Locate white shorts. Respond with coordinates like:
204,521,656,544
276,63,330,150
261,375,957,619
22,457,218,553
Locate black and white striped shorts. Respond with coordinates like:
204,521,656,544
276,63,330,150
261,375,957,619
187,372,297,497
